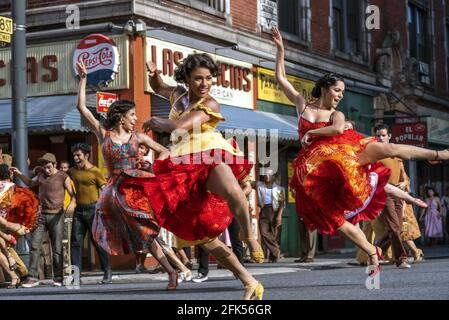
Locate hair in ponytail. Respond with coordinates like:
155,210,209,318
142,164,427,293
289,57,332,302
311,73,345,99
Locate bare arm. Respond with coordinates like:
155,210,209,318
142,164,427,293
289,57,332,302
64,177,76,216
9,167,38,187
76,61,105,142
146,61,177,100
136,133,171,160
272,26,305,116
143,99,217,133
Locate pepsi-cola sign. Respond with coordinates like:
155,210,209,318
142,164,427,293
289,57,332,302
73,34,119,86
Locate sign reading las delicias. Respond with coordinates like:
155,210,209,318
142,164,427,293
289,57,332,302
392,122,427,148
146,38,253,109
73,34,120,86
96,91,118,114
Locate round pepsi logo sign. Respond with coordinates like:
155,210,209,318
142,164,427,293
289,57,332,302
73,34,119,86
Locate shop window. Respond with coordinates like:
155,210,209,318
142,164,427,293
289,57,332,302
332,0,367,62
277,0,310,42
408,1,431,85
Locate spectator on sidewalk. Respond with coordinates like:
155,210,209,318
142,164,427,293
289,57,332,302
441,187,449,243
420,187,443,246
256,169,285,263
11,152,76,287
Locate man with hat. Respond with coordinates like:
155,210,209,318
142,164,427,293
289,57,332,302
10,152,76,287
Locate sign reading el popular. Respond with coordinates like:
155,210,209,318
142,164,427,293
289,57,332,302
257,67,314,106
146,38,253,109
391,123,427,148
0,35,129,99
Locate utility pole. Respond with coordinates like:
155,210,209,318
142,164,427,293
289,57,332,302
11,0,28,181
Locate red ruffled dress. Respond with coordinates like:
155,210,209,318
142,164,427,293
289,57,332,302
117,93,252,244
0,181,40,232
290,117,390,235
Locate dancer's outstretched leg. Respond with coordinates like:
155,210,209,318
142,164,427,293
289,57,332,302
202,238,264,300
206,164,264,263
148,240,178,290
359,142,449,166
384,184,427,208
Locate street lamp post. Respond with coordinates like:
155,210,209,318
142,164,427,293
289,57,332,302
11,0,28,180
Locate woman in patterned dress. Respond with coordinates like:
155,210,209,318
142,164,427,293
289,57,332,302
75,61,181,290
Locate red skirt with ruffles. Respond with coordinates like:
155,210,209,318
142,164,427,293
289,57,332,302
5,186,40,232
117,149,252,241
290,129,390,235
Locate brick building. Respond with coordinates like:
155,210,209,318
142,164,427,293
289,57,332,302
0,0,448,265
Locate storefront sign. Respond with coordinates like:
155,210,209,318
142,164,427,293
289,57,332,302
257,67,314,106
73,34,120,86
96,91,118,113
0,35,129,98
145,38,254,109
391,122,427,148
259,0,278,31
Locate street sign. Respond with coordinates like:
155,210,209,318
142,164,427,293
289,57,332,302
0,15,13,46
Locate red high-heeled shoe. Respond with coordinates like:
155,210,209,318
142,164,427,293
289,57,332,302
368,246,383,277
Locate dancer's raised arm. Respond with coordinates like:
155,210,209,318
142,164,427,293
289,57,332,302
272,26,306,116
147,61,177,100
76,61,105,142
136,133,171,160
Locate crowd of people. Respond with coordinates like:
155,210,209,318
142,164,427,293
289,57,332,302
1,26,449,300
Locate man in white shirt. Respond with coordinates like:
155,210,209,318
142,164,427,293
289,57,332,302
255,169,285,263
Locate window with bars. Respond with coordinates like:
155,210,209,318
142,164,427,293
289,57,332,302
277,0,310,42
332,0,365,59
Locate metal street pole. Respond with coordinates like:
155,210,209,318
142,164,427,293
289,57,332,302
11,0,28,181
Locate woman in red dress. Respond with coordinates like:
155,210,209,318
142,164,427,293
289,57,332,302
117,53,264,300
272,26,445,276
75,61,183,290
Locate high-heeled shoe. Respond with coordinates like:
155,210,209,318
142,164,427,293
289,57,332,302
241,237,264,263
7,276,20,289
167,271,178,290
413,249,424,263
242,281,264,300
179,270,192,283
367,246,383,277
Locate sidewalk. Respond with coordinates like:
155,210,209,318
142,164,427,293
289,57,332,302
61,245,449,286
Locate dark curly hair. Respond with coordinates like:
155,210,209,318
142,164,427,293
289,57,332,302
0,164,11,180
311,73,345,99
174,53,220,84
103,100,135,130
71,143,92,157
